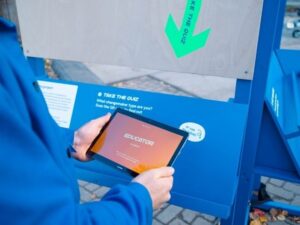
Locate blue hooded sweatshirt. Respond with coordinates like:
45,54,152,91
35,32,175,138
0,17,152,225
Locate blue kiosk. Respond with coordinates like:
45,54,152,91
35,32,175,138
15,0,300,224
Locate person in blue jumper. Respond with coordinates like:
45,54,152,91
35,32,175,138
0,17,174,225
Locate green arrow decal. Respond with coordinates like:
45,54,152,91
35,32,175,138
165,0,211,58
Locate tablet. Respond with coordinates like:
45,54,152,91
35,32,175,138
87,108,188,176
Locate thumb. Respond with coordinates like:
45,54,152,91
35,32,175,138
94,113,111,128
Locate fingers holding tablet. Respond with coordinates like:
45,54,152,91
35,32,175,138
72,113,111,162
133,167,175,209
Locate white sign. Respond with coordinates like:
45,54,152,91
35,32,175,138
38,81,78,128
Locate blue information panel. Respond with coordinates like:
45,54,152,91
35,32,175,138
265,50,300,177
39,78,247,218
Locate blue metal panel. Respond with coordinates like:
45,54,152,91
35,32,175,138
266,50,300,136
265,51,300,176
276,50,300,74
255,106,300,183
39,78,247,218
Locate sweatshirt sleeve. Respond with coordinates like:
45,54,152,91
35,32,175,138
0,83,153,225
78,182,153,225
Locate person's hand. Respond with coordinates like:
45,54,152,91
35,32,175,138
133,167,175,209
72,113,111,161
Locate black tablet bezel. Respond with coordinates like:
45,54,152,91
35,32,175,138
87,108,188,177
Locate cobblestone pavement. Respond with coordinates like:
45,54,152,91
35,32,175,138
77,75,300,225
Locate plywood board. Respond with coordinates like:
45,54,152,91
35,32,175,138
16,0,263,80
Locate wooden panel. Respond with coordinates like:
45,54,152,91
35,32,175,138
16,0,263,80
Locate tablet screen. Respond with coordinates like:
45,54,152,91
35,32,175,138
89,109,187,175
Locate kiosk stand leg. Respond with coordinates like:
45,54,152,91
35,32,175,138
222,0,287,224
